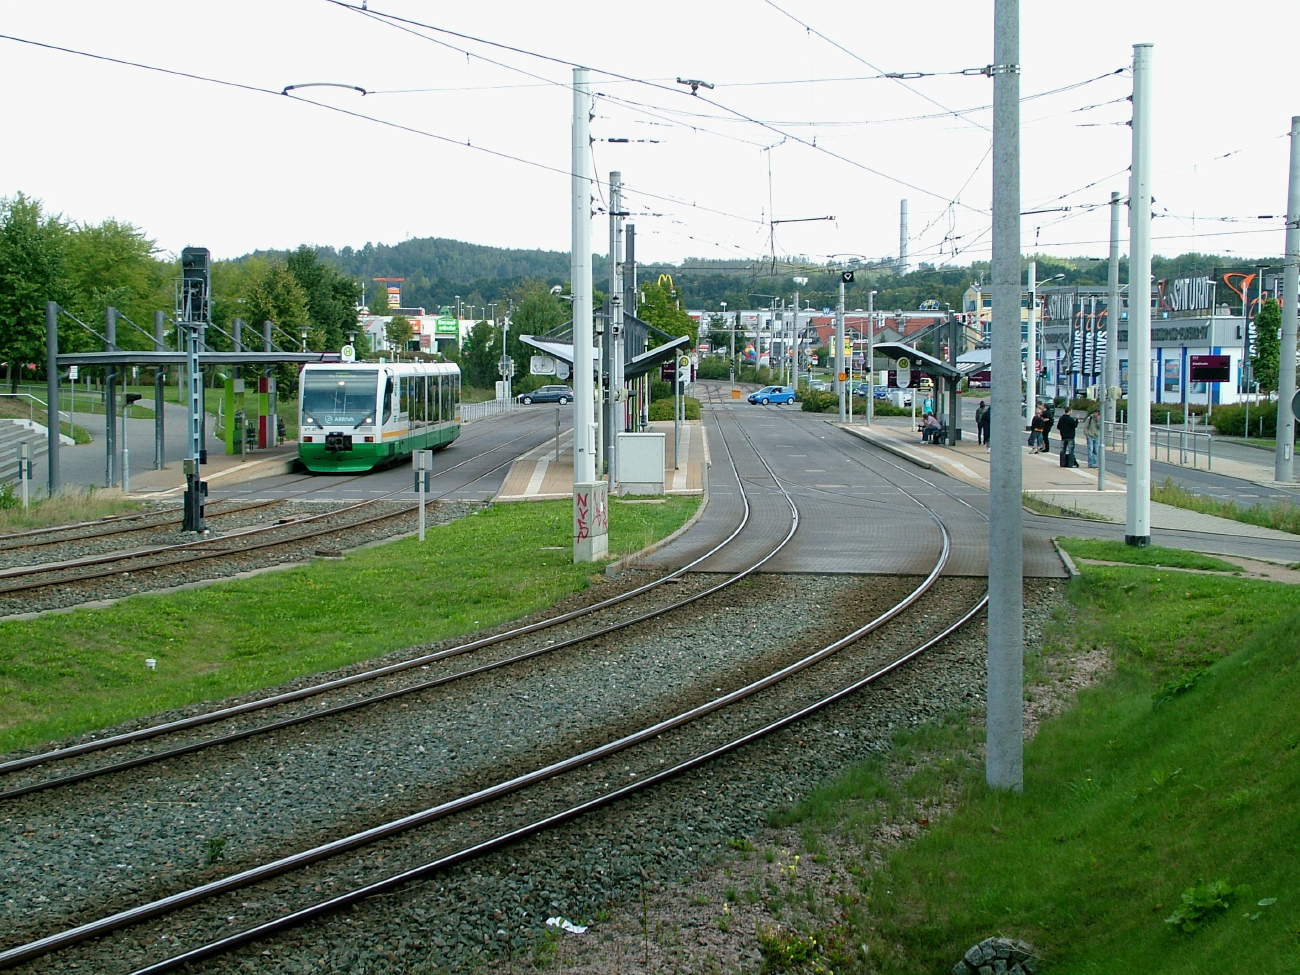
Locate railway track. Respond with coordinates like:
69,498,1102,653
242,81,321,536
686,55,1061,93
0,411,781,796
0,408,996,975
0,427,553,608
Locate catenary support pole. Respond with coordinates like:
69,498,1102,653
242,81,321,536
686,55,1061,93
1102,191,1121,491
836,278,846,421
154,311,166,469
987,0,1024,792
105,306,117,488
899,199,909,274
1276,116,1299,483
1126,43,1154,547
607,170,623,488
867,291,876,426
1025,260,1036,429
45,301,59,496
571,67,605,561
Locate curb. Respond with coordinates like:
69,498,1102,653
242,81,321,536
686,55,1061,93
605,423,711,577
146,454,300,496
837,424,939,471
1052,538,1081,579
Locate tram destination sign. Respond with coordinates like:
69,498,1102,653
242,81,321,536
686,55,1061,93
1189,354,1230,383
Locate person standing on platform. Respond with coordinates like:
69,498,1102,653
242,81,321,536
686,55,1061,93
1041,402,1054,456
975,400,988,445
1028,407,1045,453
1056,406,1080,468
1083,408,1101,468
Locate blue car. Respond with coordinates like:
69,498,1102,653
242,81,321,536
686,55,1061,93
747,385,796,405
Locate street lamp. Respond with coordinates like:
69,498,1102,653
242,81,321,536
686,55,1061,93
300,327,309,353
721,301,734,386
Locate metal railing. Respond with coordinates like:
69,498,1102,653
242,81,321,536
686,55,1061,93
0,392,71,424
457,398,516,424
1107,420,1212,470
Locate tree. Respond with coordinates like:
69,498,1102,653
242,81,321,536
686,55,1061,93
62,219,171,352
459,320,500,388
286,245,362,351
0,194,67,390
386,315,413,352
1252,298,1281,391
638,281,697,347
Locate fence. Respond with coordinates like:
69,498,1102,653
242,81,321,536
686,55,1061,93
457,398,516,424
1106,420,1213,471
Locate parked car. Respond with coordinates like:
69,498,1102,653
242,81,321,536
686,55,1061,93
517,385,574,405
807,379,827,391
746,385,796,405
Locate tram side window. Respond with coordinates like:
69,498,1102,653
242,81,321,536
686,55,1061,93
416,376,427,424
382,377,394,424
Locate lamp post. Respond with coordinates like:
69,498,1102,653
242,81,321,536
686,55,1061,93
722,301,733,388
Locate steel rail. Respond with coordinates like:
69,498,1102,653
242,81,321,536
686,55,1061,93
0,417,756,780
129,594,988,975
0,429,543,597
0,406,957,970
0,407,779,796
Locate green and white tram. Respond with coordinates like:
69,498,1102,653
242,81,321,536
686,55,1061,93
298,361,461,473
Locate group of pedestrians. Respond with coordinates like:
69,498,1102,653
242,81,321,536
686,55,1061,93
930,399,1103,469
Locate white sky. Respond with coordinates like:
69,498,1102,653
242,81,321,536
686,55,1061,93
1,0,1296,271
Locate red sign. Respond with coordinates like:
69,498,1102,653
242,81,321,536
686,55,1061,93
887,370,922,389
660,361,676,382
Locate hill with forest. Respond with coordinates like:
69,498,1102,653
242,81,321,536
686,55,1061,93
246,233,1282,319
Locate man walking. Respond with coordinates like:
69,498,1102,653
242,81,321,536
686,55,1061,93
1056,406,1079,468
975,400,989,445
1083,408,1101,468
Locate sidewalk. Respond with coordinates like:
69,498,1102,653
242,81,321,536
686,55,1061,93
497,420,706,502
839,416,1298,541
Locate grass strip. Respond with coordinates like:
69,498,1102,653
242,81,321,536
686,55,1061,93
0,496,698,753
1056,537,1239,572
770,568,1300,974
1021,493,1108,521
0,489,145,532
1153,476,1300,535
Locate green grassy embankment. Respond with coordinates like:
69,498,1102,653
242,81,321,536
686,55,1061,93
768,562,1300,974
1153,477,1300,535
0,496,698,754
1056,537,1239,572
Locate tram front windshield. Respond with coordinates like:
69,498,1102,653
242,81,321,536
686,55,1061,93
301,370,378,427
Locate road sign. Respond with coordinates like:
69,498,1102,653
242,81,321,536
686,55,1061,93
531,355,557,376
340,345,356,362
68,365,79,381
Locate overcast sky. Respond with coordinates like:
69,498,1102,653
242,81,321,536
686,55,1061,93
2,0,1296,272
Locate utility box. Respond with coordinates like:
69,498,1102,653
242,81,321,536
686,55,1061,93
616,432,665,495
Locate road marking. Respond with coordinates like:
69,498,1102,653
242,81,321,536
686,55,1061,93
524,456,550,496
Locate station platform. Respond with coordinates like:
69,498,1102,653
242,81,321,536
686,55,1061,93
496,420,706,502
839,416,1298,542
124,445,301,497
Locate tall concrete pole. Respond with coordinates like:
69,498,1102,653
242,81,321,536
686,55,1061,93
1276,116,1299,483
866,290,876,426
105,306,118,488
987,0,1024,792
1024,260,1037,428
608,170,624,487
899,200,909,274
1126,44,1154,547
836,278,846,421
154,311,166,470
792,290,801,387
1101,191,1121,491
45,301,60,496
571,68,605,560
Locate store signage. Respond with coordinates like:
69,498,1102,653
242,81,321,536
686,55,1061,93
1158,276,1212,314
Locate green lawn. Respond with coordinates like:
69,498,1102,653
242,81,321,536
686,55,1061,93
771,566,1300,974
1057,537,1239,572
0,496,698,753
1154,476,1300,535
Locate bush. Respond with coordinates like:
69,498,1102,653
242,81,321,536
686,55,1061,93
648,396,700,421
649,380,671,402
1208,401,1296,440
694,358,730,380
799,390,838,413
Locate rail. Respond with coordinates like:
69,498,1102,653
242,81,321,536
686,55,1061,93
1106,420,1213,471
457,397,515,423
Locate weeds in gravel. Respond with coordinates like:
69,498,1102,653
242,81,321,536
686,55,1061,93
205,836,226,864
0,496,699,752
0,486,143,533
